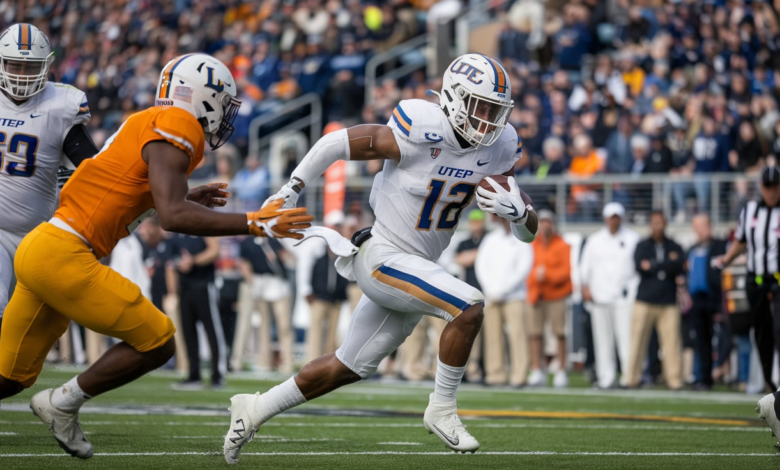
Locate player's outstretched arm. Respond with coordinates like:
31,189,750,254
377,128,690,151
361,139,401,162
265,125,400,208
146,141,312,238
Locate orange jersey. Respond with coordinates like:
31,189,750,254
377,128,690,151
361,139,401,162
54,106,204,258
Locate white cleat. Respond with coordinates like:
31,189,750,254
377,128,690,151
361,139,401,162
30,389,93,459
224,393,263,464
423,393,479,453
527,369,546,387
756,393,780,448
553,371,569,388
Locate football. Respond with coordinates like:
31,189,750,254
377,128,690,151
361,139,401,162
478,175,538,233
478,175,512,193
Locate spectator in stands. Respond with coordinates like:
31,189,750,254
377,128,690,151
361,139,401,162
690,116,731,213
553,4,591,75
475,216,534,387
629,134,651,175
306,212,350,362
455,209,487,383
297,36,330,96
644,135,674,174
580,203,640,389
627,211,685,391
526,210,572,388
621,7,652,46
237,235,293,374
686,214,728,390
568,134,603,221
606,115,634,173
232,154,270,211
729,121,766,174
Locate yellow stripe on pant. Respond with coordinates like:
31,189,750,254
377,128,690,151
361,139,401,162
371,266,466,318
0,222,174,387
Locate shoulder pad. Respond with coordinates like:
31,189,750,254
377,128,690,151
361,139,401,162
49,82,90,121
387,99,444,144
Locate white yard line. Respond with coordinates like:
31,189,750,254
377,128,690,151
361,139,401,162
377,442,425,446
1,419,767,432
170,437,344,442
0,451,776,458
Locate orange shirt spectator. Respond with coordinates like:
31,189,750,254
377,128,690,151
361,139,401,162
568,134,603,198
527,220,572,305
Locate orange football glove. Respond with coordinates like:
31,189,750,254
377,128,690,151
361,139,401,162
247,199,313,239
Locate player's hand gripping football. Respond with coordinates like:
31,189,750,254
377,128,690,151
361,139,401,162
475,177,528,223
187,182,230,208
247,199,313,239
262,177,304,209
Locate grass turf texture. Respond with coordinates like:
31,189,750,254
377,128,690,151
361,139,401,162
1,366,778,469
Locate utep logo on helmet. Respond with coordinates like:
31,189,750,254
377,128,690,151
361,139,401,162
450,59,483,85
205,67,224,93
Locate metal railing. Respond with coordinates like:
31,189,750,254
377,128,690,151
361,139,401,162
247,93,323,159
262,172,756,234
364,34,428,106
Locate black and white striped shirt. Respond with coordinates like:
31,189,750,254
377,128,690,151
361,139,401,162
736,200,780,275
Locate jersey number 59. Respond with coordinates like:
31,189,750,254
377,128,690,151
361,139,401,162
0,132,38,178
416,179,476,231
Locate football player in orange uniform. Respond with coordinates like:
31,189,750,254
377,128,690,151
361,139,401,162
0,53,312,458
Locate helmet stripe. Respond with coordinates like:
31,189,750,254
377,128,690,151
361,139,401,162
479,54,506,94
18,24,31,51
160,54,195,98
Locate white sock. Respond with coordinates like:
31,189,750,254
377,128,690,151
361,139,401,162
50,376,91,412
433,356,466,404
255,377,307,423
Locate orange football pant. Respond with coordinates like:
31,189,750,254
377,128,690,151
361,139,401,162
0,222,174,387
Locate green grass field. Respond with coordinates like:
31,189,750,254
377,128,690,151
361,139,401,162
1,366,778,469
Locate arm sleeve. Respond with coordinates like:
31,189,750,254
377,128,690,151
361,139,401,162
735,206,747,243
579,237,592,285
634,241,656,277
63,124,100,166
668,243,686,276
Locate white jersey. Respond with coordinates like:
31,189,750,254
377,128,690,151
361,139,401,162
370,99,521,261
0,82,90,235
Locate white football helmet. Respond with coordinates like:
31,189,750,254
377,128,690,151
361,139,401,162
0,23,54,100
431,53,514,147
155,53,241,150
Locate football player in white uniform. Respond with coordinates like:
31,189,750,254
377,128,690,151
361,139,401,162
0,23,98,326
224,53,537,463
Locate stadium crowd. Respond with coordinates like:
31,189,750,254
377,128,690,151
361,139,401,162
4,0,771,391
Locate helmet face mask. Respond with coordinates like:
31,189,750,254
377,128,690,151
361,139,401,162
0,24,54,101
205,92,241,150
435,54,514,147
155,54,241,150
455,86,512,147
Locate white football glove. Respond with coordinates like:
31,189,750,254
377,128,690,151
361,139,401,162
262,177,304,209
476,177,529,224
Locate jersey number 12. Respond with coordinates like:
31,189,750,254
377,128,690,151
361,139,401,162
416,179,476,230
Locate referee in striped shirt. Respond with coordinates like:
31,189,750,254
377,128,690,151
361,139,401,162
716,166,780,391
